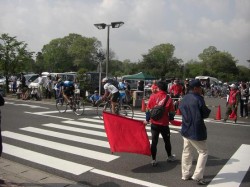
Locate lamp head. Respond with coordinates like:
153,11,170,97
111,21,124,28
94,23,107,29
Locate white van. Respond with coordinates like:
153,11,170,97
195,76,219,86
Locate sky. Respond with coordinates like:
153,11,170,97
0,0,250,67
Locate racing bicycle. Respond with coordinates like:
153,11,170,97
96,98,134,119
56,89,84,115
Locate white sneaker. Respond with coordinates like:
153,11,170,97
167,155,176,162
151,160,157,166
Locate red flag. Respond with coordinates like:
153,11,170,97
170,120,182,126
103,111,151,156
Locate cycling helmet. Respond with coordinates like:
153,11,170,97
102,77,108,83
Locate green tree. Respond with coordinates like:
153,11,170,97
237,65,250,82
0,33,34,92
139,43,183,79
41,33,101,72
198,46,238,81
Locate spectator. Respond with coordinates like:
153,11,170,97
137,80,144,91
239,83,249,118
124,80,131,91
224,84,240,123
151,80,158,94
183,78,190,95
88,90,102,106
37,74,44,99
144,81,176,166
167,78,174,94
179,79,211,185
169,78,183,110
11,75,17,93
169,78,183,98
0,92,5,156
20,73,26,88
45,74,52,99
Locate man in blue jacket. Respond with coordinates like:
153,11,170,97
179,79,211,185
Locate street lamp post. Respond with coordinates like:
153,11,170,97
94,21,124,77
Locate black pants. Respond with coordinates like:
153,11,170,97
240,99,248,117
151,124,172,160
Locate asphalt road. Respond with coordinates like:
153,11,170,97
1,97,250,187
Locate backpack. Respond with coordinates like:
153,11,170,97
150,95,169,121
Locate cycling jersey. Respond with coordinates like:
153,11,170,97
62,81,75,96
104,83,119,94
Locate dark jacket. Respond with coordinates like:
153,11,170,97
179,92,211,141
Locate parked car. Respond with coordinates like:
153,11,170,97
0,76,6,86
16,74,39,88
29,76,55,89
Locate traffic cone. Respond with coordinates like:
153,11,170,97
141,99,146,112
176,108,181,115
215,105,221,120
170,120,182,126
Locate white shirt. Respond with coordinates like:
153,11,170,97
104,83,118,94
37,76,44,85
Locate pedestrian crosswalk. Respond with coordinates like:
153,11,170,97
2,105,181,186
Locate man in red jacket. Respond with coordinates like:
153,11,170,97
224,84,240,123
144,81,176,166
169,79,183,110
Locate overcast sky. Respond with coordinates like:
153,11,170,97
1,0,250,67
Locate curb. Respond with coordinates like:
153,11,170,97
0,158,89,187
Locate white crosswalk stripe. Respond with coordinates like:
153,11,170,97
20,127,110,148
3,143,93,175
2,131,118,162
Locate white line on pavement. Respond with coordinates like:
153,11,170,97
78,118,103,123
25,111,74,121
20,127,110,148
90,169,167,187
43,123,107,137
2,131,118,162
9,103,49,109
208,144,250,187
63,120,104,129
3,143,93,175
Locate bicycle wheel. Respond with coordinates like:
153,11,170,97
119,104,134,118
73,99,85,116
96,102,111,119
56,97,67,113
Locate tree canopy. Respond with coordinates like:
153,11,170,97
0,33,34,92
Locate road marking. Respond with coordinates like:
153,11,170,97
25,112,74,121
208,144,250,187
31,110,60,114
63,120,104,129
2,131,118,162
43,123,107,137
91,169,167,187
8,103,49,109
79,118,103,123
20,127,110,148
3,143,93,175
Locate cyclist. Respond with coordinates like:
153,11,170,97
60,78,75,106
101,77,120,114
